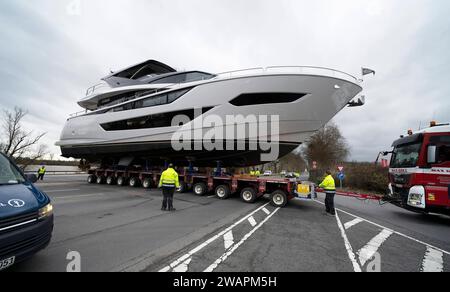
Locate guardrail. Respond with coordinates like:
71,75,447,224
24,171,87,176
216,66,359,83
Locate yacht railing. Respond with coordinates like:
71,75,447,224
216,66,359,83
86,83,110,96
69,110,89,118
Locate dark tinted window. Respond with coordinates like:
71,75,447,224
101,107,213,131
230,93,306,106
150,74,187,84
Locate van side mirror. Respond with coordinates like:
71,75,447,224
26,174,38,183
427,145,437,164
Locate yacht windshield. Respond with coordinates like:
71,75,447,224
391,143,422,168
0,154,25,185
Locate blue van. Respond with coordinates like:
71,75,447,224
0,153,54,271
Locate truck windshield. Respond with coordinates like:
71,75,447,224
391,143,422,168
0,155,25,185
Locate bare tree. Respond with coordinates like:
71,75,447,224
303,123,349,174
1,107,48,168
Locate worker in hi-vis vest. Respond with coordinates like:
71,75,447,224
158,164,180,211
319,170,336,216
37,165,46,181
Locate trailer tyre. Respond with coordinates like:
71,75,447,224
106,176,116,185
96,176,105,184
193,183,207,196
117,176,127,187
142,178,153,189
215,185,231,200
240,187,257,203
270,190,288,208
87,175,96,184
129,177,140,188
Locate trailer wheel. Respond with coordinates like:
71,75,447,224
117,176,127,187
87,175,96,184
193,183,207,196
215,185,231,200
240,187,257,203
142,178,153,189
178,181,188,193
270,190,288,208
96,176,105,184
106,176,116,185
129,177,140,188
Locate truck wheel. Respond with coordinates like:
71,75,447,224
215,185,231,200
240,187,257,203
193,183,207,196
87,175,96,184
96,176,105,184
179,181,187,193
270,190,288,208
106,176,116,185
129,177,140,188
142,178,153,189
117,176,127,187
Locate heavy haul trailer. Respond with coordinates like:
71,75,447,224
86,168,314,208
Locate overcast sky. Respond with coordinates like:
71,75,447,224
0,0,449,161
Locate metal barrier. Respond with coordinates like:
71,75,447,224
24,170,87,176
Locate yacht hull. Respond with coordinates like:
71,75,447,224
57,73,362,166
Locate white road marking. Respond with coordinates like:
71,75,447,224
207,195,216,198
223,231,234,250
248,216,257,227
45,189,81,193
421,247,444,272
314,199,450,256
159,203,271,272
262,208,270,215
172,258,192,272
335,211,362,272
358,229,393,266
344,218,363,230
204,207,281,272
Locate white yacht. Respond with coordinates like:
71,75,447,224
56,60,364,166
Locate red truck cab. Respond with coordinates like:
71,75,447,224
386,123,450,215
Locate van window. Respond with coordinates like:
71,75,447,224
0,155,25,185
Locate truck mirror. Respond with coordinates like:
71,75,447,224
427,145,437,164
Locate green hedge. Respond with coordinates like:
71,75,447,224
311,162,389,194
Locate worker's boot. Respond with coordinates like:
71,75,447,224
169,207,176,212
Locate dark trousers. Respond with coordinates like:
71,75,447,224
37,174,45,181
325,191,336,215
162,187,175,210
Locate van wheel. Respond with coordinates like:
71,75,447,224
87,175,96,184
241,187,257,203
129,177,140,188
96,176,105,184
142,178,153,189
106,176,116,185
117,176,127,187
193,183,207,196
270,190,288,208
215,185,231,200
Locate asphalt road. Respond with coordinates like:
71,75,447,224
9,175,450,272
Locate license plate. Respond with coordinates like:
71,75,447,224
0,256,15,271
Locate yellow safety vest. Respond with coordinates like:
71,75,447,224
38,167,46,175
158,168,180,188
319,175,336,191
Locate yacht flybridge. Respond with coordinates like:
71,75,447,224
56,60,365,166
